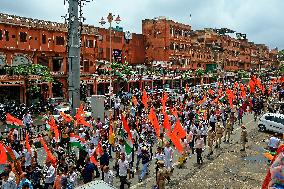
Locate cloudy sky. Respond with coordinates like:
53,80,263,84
1,0,283,49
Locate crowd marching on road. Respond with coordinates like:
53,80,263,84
0,74,283,189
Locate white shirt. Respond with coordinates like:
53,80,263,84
104,170,114,185
209,115,217,123
118,159,129,177
43,165,56,184
155,153,165,161
164,147,173,160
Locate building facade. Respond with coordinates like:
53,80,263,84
0,13,280,103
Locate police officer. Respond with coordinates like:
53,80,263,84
215,122,224,148
207,127,215,157
240,124,248,151
223,118,232,143
156,161,170,189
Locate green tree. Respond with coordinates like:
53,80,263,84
6,64,54,96
278,50,284,61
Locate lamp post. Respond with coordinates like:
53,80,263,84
99,13,121,113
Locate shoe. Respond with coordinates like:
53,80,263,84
139,179,142,183
240,149,245,151
226,140,229,143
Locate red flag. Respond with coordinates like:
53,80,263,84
25,133,31,153
0,143,7,164
142,90,148,109
240,83,246,99
39,137,57,166
121,114,133,141
74,104,85,120
169,119,186,153
6,113,23,126
148,107,161,138
60,112,73,123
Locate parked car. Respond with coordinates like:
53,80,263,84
258,113,284,133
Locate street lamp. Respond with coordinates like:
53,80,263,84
99,13,121,115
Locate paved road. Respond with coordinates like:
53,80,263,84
8,112,268,189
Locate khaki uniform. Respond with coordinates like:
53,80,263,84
240,128,248,150
207,130,215,155
216,125,224,148
224,120,232,142
157,167,170,189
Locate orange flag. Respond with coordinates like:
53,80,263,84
121,114,133,141
169,119,186,153
90,152,100,166
171,107,178,117
6,113,23,126
240,83,246,99
0,143,7,164
148,107,161,138
74,104,85,120
60,112,73,123
39,137,57,166
142,90,148,109
25,133,31,153
163,112,171,134
95,141,103,156
47,116,60,142
208,89,214,96
75,116,92,128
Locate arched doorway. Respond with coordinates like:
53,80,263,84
12,54,31,66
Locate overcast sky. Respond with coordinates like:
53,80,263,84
1,0,283,49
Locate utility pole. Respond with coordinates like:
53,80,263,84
65,0,92,115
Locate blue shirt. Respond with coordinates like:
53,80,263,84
18,178,33,189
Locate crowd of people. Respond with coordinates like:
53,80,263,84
0,75,283,189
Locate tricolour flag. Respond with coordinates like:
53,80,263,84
70,133,86,150
6,113,23,128
119,129,133,155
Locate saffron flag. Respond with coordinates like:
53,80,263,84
211,97,219,105
121,114,133,141
148,107,161,138
185,84,189,93
0,143,7,164
248,79,255,94
142,89,148,109
169,119,186,153
171,107,178,117
6,113,23,128
162,112,171,134
198,95,207,105
25,133,31,153
39,137,57,166
47,116,60,142
95,141,103,157
60,112,73,123
90,152,99,166
75,116,92,128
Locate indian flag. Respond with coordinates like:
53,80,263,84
119,129,133,155
6,113,23,129
70,133,86,150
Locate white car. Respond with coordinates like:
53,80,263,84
258,113,284,133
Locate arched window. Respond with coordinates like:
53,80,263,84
12,55,30,66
